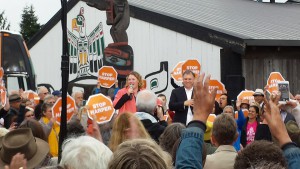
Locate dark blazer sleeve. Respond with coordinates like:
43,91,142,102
169,88,185,112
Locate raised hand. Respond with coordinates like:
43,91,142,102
192,73,217,123
264,92,292,147
4,153,27,169
236,99,242,111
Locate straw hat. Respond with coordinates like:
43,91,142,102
0,128,49,168
286,121,300,147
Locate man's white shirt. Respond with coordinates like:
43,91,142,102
185,87,193,125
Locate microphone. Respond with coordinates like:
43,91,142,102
129,84,133,100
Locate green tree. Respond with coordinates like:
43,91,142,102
20,5,41,42
0,11,10,30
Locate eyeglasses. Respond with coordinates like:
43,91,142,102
25,114,34,117
43,92,50,95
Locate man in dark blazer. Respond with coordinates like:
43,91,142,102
169,70,195,125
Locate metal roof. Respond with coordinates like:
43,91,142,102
128,0,300,41
28,0,300,53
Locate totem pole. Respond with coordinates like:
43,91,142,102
81,0,133,78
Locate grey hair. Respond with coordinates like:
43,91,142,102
136,90,157,114
44,94,55,103
60,136,112,169
223,105,234,113
71,91,84,99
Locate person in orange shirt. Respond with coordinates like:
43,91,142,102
113,71,143,114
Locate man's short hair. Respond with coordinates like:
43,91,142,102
108,139,172,169
234,140,287,169
212,113,238,145
157,93,166,98
60,136,112,169
136,90,156,114
182,70,195,77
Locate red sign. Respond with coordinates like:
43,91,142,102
98,66,118,88
86,93,115,124
267,72,285,94
0,86,6,106
181,59,201,77
209,79,225,100
171,61,184,82
52,95,76,125
24,90,40,105
0,67,4,79
237,90,255,104
207,114,216,123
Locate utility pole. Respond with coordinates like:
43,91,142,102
58,0,69,162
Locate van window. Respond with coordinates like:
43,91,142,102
2,36,27,72
6,76,28,92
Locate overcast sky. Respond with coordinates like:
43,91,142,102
0,0,62,32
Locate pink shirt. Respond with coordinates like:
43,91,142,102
246,121,258,145
113,87,144,114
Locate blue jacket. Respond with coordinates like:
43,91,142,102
175,121,206,169
234,109,246,151
282,143,300,169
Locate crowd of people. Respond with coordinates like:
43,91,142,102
0,70,300,169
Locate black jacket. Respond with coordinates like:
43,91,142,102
141,118,167,143
169,87,193,125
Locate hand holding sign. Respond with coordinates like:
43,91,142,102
86,94,115,124
209,79,225,100
266,72,285,94
52,95,76,125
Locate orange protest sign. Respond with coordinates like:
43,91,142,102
182,59,201,77
0,86,6,106
171,61,184,82
235,109,249,119
207,114,216,123
98,66,118,88
142,79,146,89
0,67,4,79
52,95,76,125
86,93,115,124
24,90,40,105
267,72,285,94
209,79,225,100
237,90,255,104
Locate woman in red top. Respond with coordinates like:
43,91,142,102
113,71,143,114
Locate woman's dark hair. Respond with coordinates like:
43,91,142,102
159,123,186,154
250,105,260,115
67,119,85,138
214,101,222,115
19,119,48,142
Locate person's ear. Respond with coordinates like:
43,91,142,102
211,135,218,147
